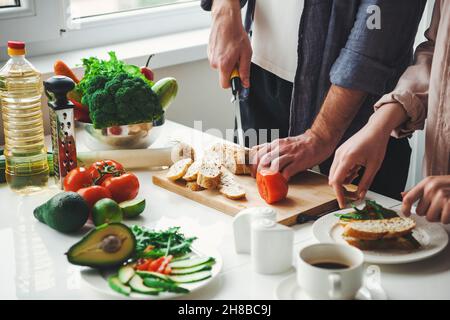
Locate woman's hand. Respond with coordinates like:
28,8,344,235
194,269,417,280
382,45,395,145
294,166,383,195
329,102,409,208
328,123,391,208
402,175,450,224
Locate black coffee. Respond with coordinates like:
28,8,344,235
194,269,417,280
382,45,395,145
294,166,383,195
311,262,349,269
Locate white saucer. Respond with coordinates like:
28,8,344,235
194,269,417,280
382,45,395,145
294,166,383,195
274,274,387,300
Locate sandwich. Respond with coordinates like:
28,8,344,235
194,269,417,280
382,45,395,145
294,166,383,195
336,200,421,251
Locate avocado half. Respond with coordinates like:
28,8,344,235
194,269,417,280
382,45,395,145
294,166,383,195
66,223,136,268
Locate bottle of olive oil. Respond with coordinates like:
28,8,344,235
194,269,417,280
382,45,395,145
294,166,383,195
0,41,49,193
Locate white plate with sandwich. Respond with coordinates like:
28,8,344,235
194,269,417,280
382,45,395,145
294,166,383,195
312,200,448,264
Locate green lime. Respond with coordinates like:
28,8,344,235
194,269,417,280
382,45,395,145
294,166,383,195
119,198,146,219
92,198,123,226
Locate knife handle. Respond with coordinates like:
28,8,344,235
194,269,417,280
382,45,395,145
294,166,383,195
230,67,241,97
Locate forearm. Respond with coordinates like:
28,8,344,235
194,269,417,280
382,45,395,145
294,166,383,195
367,102,409,137
212,0,241,17
310,85,366,146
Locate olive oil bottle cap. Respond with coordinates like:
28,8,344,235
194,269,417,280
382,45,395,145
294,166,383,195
7,41,25,56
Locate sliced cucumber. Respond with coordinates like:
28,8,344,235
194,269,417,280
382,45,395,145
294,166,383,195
136,270,173,282
118,265,135,284
169,256,215,269
170,263,213,275
169,271,212,283
119,198,146,218
129,275,162,295
108,275,131,296
143,278,189,294
171,253,193,262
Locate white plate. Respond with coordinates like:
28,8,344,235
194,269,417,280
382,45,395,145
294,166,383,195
274,274,387,300
80,245,223,300
312,209,449,264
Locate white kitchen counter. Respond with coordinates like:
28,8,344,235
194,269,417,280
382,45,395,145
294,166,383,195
1,120,449,300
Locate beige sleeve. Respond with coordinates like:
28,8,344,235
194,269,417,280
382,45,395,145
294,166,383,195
374,2,441,138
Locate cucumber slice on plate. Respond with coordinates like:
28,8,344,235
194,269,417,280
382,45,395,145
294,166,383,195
170,263,213,275
136,270,173,282
119,198,146,218
169,256,215,269
169,271,212,283
108,275,131,296
129,275,162,295
118,265,135,284
143,278,189,294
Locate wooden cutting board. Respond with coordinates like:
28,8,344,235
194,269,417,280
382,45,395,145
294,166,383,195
152,170,338,226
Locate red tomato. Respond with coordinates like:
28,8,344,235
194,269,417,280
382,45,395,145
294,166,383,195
163,266,172,275
148,257,165,272
157,255,173,273
101,172,139,203
64,167,93,192
136,259,152,271
88,160,124,185
77,185,112,209
256,170,289,204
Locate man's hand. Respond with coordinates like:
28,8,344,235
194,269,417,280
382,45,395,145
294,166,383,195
402,176,450,224
208,0,252,88
328,123,390,208
250,130,335,181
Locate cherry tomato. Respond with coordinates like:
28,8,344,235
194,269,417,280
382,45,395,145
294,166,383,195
77,185,112,210
163,266,172,275
256,169,289,204
64,167,93,192
88,160,124,185
148,257,165,272
101,172,139,203
157,255,173,273
136,259,152,271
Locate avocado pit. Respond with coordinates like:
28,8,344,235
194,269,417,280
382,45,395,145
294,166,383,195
99,235,123,253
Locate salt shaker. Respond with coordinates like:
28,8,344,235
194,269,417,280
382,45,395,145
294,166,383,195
251,218,293,274
233,207,294,274
233,207,276,254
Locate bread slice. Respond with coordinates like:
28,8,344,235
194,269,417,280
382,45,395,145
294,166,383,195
186,181,205,192
343,233,420,251
182,160,202,182
196,159,221,189
343,217,416,241
218,167,246,200
210,143,251,175
166,158,193,181
171,142,195,162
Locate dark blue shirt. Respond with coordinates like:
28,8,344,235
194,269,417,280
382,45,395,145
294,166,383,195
201,0,426,140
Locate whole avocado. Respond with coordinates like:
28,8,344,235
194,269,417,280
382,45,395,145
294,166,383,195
34,192,89,233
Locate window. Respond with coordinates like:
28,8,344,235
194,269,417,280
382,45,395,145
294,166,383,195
0,0,20,9
70,0,195,20
0,0,209,59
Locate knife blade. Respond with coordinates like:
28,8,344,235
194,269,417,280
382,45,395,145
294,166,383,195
230,68,245,147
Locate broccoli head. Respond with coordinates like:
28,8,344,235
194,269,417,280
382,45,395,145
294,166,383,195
81,73,163,129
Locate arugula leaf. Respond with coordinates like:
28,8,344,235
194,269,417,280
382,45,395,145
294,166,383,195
131,225,197,258
335,200,398,221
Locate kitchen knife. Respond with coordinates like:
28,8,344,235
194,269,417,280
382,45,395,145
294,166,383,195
230,68,245,147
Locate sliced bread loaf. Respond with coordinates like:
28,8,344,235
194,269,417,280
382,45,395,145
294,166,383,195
343,217,416,241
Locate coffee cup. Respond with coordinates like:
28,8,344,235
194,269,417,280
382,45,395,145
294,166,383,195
296,243,364,300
